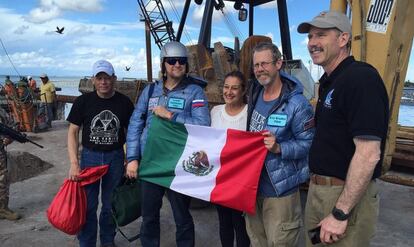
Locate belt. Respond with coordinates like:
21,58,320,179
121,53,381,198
310,174,345,186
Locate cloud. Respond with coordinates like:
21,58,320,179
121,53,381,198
0,51,55,69
13,25,30,35
43,0,103,12
259,1,278,9
26,0,103,23
0,6,149,77
27,5,61,23
265,32,275,41
211,36,235,45
192,4,205,23
301,37,308,45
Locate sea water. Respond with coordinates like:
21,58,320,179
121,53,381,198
1,75,414,126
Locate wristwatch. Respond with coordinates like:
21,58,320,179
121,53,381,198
331,206,350,221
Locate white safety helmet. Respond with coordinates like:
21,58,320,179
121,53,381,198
160,41,188,64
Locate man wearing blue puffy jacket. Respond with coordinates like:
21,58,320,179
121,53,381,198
245,42,315,247
126,41,210,247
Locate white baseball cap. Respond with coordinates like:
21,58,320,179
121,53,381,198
92,60,115,76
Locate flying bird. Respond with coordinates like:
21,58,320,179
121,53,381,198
55,26,64,34
125,66,131,71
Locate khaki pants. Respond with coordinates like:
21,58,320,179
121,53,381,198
245,191,302,247
305,179,379,247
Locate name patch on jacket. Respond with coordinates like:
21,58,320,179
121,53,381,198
168,98,185,109
267,114,287,127
148,97,159,110
192,99,205,108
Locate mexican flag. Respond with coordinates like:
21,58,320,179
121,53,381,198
139,116,267,214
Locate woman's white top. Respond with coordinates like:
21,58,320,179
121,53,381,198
210,104,248,131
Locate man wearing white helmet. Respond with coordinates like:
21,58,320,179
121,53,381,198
126,41,210,247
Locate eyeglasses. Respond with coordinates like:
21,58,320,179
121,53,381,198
253,61,275,70
165,57,187,65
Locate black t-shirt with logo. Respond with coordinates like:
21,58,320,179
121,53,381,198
67,91,134,152
309,56,389,180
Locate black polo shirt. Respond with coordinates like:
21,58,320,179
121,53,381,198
309,56,389,180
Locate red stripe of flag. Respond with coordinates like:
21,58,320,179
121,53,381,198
210,129,267,214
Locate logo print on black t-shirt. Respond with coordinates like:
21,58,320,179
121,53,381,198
89,110,120,145
324,89,334,109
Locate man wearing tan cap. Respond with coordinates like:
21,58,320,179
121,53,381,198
298,11,389,246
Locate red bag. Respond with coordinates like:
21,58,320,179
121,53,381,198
47,179,86,234
46,165,109,235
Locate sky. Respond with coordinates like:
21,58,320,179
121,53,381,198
0,0,413,82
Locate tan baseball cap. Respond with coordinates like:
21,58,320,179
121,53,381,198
297,11,351,34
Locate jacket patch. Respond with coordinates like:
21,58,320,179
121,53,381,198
192,99,205,108
168,98,185,109
148,97,159,110
303,117,315,131
267,114,287,127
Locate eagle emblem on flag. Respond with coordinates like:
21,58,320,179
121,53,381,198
182,151,213,176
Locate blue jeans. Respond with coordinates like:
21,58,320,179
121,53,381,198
140,180,195,247
77,147,125,247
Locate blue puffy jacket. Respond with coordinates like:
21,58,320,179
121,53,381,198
247,71,315,196
126,79,211,162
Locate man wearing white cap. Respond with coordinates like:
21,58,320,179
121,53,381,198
67,60,134,247
298,11,389,246
39,73,56,127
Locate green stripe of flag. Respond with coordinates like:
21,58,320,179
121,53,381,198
139,116,188,187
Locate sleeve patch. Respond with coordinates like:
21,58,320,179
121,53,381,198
192,99,205,108
303,117,315,131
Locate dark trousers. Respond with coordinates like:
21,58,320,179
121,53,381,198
140,180,195,247
217,205,250,247
45,103,54,126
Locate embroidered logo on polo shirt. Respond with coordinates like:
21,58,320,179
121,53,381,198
324,89,334,109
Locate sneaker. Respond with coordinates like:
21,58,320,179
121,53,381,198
0,208,22,221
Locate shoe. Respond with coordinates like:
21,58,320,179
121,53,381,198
0,208,22,221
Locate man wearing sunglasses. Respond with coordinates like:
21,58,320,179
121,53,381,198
126,41,210,247
245,42,315,246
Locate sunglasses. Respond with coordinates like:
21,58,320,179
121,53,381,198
165,57,187,65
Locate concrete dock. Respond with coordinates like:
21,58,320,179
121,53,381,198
0,120,413,246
